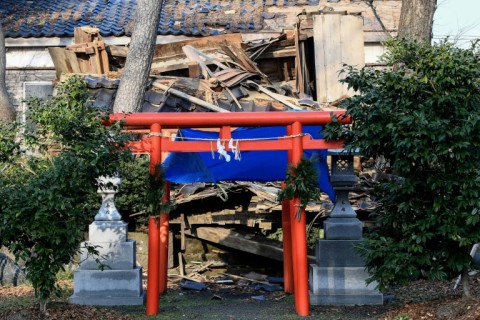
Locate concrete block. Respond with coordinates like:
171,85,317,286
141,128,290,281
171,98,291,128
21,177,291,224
309,289,383,305
309,265,378,294
70,267,144,306
88,221,128,242
79,240,136,270
70,294,145,306
309,264,383,305
316,240,365,267
324,218,362,240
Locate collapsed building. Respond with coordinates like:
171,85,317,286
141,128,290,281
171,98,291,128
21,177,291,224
1,0,397,259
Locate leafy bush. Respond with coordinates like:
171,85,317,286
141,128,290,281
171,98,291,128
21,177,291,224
324,39,480,291
277,157,321,220
116,155,149,216
0,121,19,163
0,76,127,311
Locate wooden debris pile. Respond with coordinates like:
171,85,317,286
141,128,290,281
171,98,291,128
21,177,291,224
46,20,378,259
49,26,338,113
168,258,286,296
49,27,110,78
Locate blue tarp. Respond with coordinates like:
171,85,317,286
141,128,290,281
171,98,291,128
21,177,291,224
163,126,335,201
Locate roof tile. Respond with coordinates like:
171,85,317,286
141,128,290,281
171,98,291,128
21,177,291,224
1,0,317,38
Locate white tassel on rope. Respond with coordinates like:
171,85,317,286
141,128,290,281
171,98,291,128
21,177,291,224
229,139,241,161
216,139,231,162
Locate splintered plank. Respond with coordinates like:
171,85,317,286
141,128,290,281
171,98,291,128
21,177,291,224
48,47,81,78
153,34,242,59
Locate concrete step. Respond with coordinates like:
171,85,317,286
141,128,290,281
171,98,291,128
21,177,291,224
309,289,383,305
309,265,379,294
70,266,144,306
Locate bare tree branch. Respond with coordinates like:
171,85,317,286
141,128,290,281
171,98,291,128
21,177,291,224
365,0,391,38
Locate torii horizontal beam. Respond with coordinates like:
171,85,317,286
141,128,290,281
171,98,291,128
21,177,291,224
108,110,350,128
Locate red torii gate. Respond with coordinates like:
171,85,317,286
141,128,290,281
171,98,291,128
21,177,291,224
109,111,351,317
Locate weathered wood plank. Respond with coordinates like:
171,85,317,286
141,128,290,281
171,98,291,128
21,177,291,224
314,13,365,103
187,227,284,261
152,81,228,113
314,15,327,103
106,45,128,57
255,47,296,59
48,47,80,78
325,13,343,102
340,15,365,97
185,227,315,263
154,34,242,59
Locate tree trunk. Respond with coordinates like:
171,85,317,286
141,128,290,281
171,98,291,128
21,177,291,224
39,299,47,314
398,0,437,43
0,24,16,122
112,0,164,113
461,267,472,298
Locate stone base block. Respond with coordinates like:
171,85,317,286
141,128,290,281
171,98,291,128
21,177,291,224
70,292,145,306
79,240,136,270
309,289,383,305
70,267,144,306
316,240,365,267
324,218,362,240
89,221,128,242
309,265,378,294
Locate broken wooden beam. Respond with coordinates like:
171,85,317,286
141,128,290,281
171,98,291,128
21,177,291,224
152,81,229,113
185,226,315,263
186,227,283,261
245,80,302,110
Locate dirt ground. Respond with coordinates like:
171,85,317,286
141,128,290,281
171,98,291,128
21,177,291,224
1,274,480,320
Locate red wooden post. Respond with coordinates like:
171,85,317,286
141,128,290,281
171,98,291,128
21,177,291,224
282,125,294,294
290,121,309,316
281,182,294,294
146,217,160,315
146,123,162,315
159,182,170,294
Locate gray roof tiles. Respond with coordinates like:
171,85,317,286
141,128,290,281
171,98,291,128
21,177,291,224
0,0,320,38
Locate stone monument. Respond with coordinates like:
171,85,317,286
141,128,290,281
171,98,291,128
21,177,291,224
70,176,145,305
309,150,383,305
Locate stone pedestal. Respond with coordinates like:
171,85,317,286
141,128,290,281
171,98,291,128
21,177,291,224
309,152,382,305
70,176,145,306
309,240,382,305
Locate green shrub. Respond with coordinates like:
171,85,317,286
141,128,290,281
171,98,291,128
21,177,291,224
324,39,480,292
0,76,127,311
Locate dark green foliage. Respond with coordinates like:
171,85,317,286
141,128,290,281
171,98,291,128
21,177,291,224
277,157,321,220
146,164,172,216
115,155,150,215
0,76,127,308
324,39,480,290
115,156,171,227
0,121,19,163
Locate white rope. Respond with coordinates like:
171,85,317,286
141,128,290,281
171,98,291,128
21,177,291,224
174,133,311,142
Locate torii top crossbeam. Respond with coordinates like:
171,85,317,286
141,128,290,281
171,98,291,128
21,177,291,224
108,110,351,317
110,110,349,128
